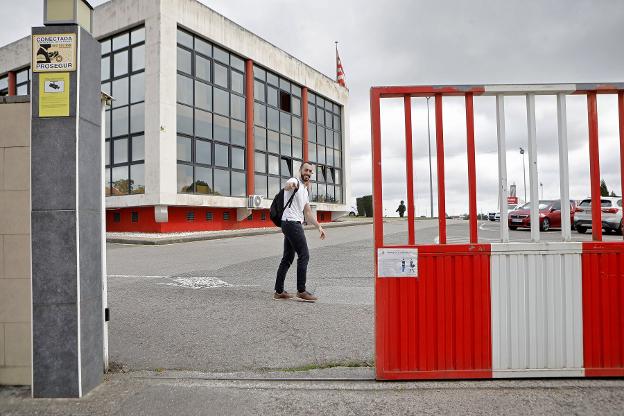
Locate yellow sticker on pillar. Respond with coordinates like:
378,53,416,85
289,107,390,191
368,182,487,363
39,73,70,117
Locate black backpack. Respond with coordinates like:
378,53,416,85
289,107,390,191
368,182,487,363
269,180,299,227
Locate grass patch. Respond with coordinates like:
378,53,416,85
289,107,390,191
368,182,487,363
279,360,373,373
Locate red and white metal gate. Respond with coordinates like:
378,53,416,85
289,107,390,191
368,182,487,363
371,83,624,380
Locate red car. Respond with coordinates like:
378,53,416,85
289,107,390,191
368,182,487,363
508,200,576,231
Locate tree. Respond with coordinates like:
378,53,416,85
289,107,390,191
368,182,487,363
610,190,617,197
600,179,609,197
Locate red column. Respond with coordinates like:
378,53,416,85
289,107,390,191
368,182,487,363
245,59,254,195
371,89,384,248
465,93,478,244
403,96,415,245
587,92,602,241
8,71,16,96
302,87,309,161
435,94,446,244
619,91,624,239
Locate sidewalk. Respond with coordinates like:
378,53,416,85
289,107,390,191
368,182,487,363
107,218,374,245
2,368,623,415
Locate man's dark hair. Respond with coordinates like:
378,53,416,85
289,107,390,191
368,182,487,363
300,161,314,171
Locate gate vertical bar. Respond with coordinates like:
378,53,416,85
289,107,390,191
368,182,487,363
587,92,602,241
371,89,384,247
435,94,446,243
557,93,572,241
618,91,624,239
404,96,415,245
496,95,509,242
526,94,540,241
466,93,478,243
370,89,384,375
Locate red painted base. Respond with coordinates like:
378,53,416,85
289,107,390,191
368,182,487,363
376,369,492,380
106,206,333,233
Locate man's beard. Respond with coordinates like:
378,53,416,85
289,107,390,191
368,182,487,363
301,173,311,183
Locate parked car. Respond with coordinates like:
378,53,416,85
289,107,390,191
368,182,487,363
574,197,623,234
489,204,521,222
508,200,576,231
349,206,358,216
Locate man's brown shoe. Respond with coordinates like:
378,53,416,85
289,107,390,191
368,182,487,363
296,291,318,302
273,291,294,300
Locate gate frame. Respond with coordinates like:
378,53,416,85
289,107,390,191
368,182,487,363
371,83,624,380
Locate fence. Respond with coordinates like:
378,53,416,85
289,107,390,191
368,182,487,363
371,83,624,380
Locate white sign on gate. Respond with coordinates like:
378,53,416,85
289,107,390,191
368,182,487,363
377,248,418,278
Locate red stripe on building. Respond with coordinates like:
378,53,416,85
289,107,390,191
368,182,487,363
245,59,254,195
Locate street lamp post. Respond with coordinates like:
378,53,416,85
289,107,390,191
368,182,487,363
520,147,527,202
426,97,434,218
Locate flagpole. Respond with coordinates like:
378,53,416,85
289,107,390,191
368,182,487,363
335,41,338,75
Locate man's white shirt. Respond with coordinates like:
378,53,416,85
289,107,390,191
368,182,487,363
281,177,309,223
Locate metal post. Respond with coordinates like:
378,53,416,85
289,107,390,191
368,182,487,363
435,94,446,243
557,93,572,241
619,91,624,239
526,94,540,242
426,97,434,218
371,89,384,247
404,96,415,245
466,93,478,244
496,94,509,242
587,92,602,241
520,147,527,202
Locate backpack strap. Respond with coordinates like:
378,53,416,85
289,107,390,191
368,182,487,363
285,179,299,208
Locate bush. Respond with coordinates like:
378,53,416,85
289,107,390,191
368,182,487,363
362,195,373,217
355,195,373,217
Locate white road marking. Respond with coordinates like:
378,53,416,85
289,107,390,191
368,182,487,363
109,275,168,278
109,274,259,289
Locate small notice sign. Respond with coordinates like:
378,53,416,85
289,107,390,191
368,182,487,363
377,248,418,278
39,73,70,117
32,33,76,72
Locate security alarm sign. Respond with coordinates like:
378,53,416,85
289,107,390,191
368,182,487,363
377,248,418,278
32,33,76,72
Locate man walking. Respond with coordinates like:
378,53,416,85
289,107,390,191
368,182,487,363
396,200,406,218
274,162,326,302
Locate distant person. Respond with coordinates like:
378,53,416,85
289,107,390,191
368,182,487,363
396,200,406,218
274,162,326,302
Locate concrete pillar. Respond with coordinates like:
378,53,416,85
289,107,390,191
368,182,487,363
31,25,103,398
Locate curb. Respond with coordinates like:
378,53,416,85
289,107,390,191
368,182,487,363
107,220,374,245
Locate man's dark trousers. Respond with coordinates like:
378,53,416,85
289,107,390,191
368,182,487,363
275,220,309,293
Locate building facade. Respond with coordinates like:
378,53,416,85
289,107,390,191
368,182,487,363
0,0,350,232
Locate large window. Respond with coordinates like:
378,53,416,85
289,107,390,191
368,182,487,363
15,68,30,96
101,26,146,196
176,28,247,196
253,64,303,198
0,69,31,96
0,75,7,96
308,92,342,203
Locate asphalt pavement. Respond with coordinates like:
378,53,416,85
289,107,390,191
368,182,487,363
2,218,624,415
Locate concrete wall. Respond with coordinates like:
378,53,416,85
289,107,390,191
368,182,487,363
0,96,31,386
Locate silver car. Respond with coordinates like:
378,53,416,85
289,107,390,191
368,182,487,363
574,197,623,234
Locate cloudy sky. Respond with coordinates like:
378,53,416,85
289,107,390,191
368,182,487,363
3,0,624,216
